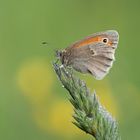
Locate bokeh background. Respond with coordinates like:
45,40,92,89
1,0,140,140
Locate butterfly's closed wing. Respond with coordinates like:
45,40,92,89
84,30,119,79
60,30,119,80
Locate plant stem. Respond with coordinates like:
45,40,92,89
53,62,121,140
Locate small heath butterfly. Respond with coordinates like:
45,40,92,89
56,30,119,80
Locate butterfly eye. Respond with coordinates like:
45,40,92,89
56,50,62,57
102,38,108,44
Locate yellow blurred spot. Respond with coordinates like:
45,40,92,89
17,58,54,103
46,100,87,137
17,59,119,137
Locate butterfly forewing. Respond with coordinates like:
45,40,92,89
61,30,119,80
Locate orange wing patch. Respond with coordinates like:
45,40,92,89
108,41,113,46
73,36,102,48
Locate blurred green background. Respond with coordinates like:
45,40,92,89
1,0,140,139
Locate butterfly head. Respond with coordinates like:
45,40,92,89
56,49,68,65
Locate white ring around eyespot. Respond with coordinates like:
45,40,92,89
102,38,109,44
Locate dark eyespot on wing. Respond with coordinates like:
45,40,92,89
91,49,95,55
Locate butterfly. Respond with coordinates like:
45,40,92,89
56,30,119,80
